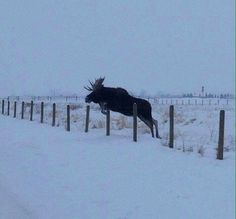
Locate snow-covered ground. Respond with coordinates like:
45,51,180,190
7,98,235,158
0,99,235,219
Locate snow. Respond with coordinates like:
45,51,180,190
0,1,234,217
7,97,234,158
0,103,234,219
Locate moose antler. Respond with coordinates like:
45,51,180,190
84,77,105,91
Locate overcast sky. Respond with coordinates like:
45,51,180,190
0,0,234,96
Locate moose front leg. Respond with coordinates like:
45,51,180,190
99,102,108,115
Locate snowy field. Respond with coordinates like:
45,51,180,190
0,98,235,219
3,97,234,157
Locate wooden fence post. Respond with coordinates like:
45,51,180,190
13,101,17,118
7,101,10,116
21,101,24,119
133,103,137,142
169,105,174,148
30,101,33,121
52,103,56,127
67,105,70,131
2,100,4,114
217,110,225,160
40,102,44,123
85,105,90,133
106,110,110,136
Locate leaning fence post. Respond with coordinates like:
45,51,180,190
217,110,225,160
40,102,44,123
85,105,90,133
21,101,25,119
7,101,10,116
13,101,17,118
30,101,33,121
52,103,56,126
67,105,70,131
169,105,174,148
133,103,137,142
2,100,4,114
106,110,110,136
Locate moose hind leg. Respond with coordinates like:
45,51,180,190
139,116,154,138
153,118,161,139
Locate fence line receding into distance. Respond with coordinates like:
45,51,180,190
0,100,226,160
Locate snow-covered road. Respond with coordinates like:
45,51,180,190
0,115,234,219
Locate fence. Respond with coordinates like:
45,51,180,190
0,100,226,160
0,96,234,106
152,98,232,106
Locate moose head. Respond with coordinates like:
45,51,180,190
84,77,105,104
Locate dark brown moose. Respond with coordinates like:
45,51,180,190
85,78,161,138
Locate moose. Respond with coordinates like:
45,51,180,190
84,77,161,139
